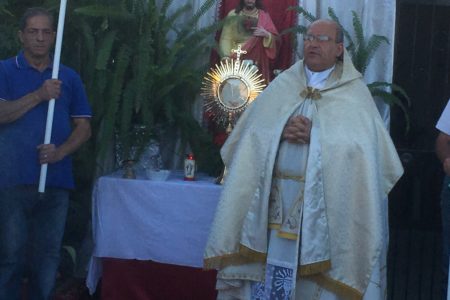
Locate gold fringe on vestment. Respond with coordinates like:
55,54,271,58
298,260,331,276
273,171,305,182
203,244,267,270
304,273,363,300
277,231,298,240
268,223,281,229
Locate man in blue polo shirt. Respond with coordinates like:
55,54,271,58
0,7,91,299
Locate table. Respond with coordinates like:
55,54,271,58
86,171,222,298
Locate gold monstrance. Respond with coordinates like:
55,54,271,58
201,45,266,133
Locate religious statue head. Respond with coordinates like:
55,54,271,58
303,19,344,72
236,0,264,13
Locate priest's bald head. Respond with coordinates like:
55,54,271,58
303,19,344,72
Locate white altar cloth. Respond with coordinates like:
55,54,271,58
86,172,222,294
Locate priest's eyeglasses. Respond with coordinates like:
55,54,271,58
303,34,334,43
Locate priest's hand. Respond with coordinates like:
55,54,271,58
282,115,311,144
37,143,63,164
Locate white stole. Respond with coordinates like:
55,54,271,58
264,66,334,298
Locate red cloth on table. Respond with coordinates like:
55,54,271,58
101,258,217,300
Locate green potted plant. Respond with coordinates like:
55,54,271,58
66,0,223,176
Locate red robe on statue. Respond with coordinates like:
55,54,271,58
241,10,278,83
219,9,278,83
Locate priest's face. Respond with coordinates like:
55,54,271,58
303,20,344,72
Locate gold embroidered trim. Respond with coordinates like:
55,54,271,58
268,223,281,229
240,8,259,18
277,231,298,240
274,171,305,182
239,244,267,261
203,244,267,270
298,260,331,276
303,273,363,300
300,86,322,100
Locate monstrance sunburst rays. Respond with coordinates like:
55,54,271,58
201,57,266,131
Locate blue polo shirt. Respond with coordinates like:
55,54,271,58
0,51,92,189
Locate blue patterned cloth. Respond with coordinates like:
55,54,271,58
251,264,295,300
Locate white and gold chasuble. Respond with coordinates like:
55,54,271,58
204,51,404,300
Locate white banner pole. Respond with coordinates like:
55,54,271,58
38,0,68,193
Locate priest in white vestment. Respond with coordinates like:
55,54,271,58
204,19,404,300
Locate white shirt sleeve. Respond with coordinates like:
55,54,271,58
436,99,450,135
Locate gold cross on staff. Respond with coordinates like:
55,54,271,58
231,44,247,74
232,44,247,58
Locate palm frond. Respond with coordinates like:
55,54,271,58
161,3,191,35
97,44,131,159
174,28,221,66
368,82,411,107
133,36,153,115
186,0,216,29
0,7,13,16
74,4,133,19
370,87,410,132
351,11,365,49
95,31,116,70
290,6,317,23
362,35,389,74
327,7,355,56
160,0,175,17
90,70,110,122
119,79,136,142
78,19,96,88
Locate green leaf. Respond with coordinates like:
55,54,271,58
327,7,355,57
75,4,133,19
62,246,77,271
290,6,317,23
368,81,411,107
95,31,116,70
351,11,365,50
370,87,410,132
97,44,132,160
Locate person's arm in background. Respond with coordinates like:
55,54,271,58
436,132,450,176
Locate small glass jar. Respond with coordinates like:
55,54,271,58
184,153,196,181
